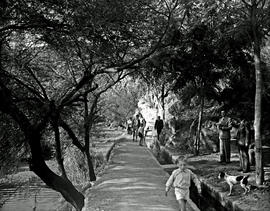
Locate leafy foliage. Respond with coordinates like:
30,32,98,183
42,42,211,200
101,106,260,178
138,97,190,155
101,77,145,124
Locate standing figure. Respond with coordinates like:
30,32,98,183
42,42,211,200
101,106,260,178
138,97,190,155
132,114,140,142
127,117,133,135
154,116,164,140
138,115,146,146
165,156,201,211
237,119,251,172
217,110,232,163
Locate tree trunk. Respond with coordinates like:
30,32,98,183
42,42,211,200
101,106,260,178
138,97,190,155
161,84,166,121
84,94,96,181
59,118,85,153
28,131,85,211
251,2,264,185
194,91,204,156
52,118,68,179
85,149,96,181
0,89,85,211
253,44,264,185
162,98,165,121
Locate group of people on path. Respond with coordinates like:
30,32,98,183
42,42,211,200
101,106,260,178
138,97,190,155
124,109,254,211
126,114,165,146
127,113,146,146
127,109,253,173
217,110,253,173
127,113,198,211
125,110,254,211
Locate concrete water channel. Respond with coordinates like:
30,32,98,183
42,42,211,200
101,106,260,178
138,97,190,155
0,185,61,211
0,165,62,211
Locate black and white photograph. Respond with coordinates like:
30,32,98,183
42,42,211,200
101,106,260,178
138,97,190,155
0,0,270,210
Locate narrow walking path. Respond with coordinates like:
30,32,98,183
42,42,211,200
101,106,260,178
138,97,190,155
84,137,197,211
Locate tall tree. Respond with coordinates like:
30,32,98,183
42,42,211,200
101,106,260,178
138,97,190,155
218,0,270,185
239,0,270,185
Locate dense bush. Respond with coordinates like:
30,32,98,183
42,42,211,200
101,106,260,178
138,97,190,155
92,151,105,175
64,146,106,184
64,147,88,184
0,115,25,176
158,147,173,165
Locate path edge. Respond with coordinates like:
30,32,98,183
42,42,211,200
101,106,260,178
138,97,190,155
144,145,200,211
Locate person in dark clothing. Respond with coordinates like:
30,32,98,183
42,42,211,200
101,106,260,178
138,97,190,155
132,114,140,142
236,119,251,172
154,116,164,140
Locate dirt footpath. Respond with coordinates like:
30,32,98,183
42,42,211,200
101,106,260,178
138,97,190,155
83,138,197,211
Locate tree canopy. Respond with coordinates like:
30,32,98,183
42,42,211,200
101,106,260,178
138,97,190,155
1,0,270,209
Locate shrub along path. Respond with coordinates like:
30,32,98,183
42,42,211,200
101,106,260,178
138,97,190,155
83,135,199,211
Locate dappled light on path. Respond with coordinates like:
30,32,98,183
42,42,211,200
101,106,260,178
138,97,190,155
84,138,190,211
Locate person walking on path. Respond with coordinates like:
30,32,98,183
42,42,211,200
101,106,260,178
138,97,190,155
138,114,146,146
217,110,232,163
154,116,164,141
132,114,140,142
236,119,251,172
165,156,201,211
127,117,133,135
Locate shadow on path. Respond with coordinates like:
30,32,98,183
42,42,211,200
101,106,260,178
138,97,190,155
83,136,189,211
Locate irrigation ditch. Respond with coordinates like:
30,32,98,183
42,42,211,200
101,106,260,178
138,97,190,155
147,139,223,211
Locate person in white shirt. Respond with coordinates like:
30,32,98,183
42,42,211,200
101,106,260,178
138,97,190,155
217,110,232,163
165,156,201,211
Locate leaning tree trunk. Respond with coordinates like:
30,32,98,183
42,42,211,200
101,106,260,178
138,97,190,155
0,63,85,211
251,3,264,185
28,130,85,211
84,94,96,181
0,94,85,211
85,149,96,181
84,121,96,181
161,84,166,121
194,90,204,156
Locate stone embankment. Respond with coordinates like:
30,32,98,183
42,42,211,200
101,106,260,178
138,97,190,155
158,141,270,211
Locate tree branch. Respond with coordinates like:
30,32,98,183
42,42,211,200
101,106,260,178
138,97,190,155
241,0,252,7
60,72,95,107
59,118,85,153
1,70,44,102
63,83,99,107
24,65,49,100
0,82,32,133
